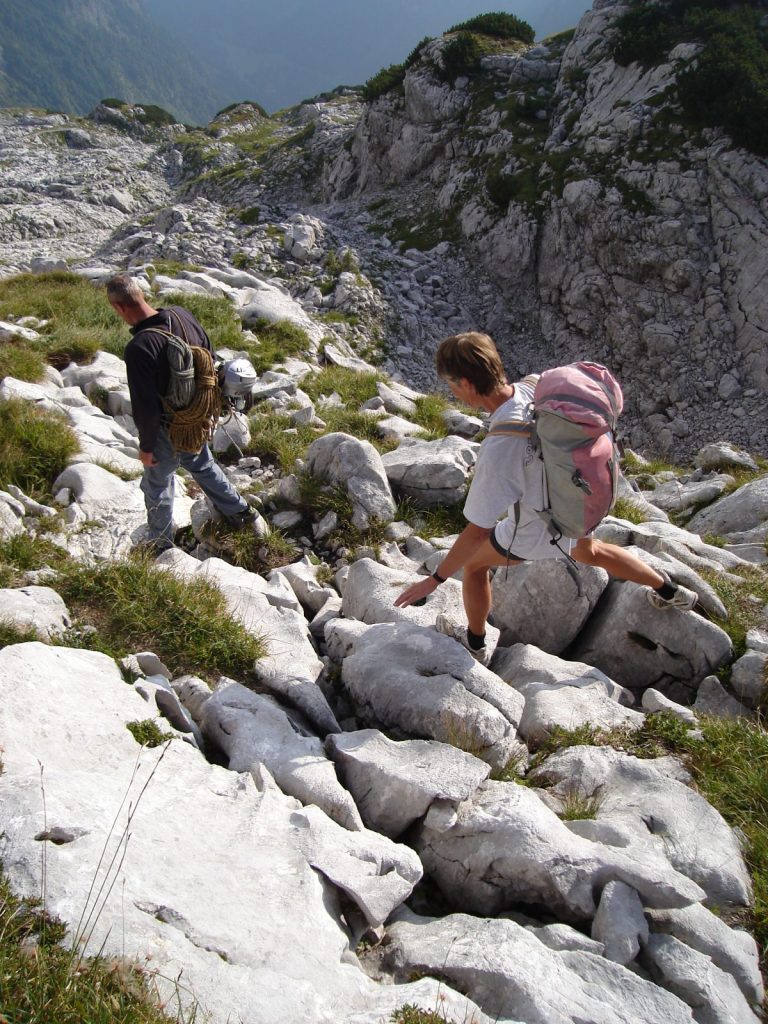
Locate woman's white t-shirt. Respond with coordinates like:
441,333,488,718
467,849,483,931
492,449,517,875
463,377,574,561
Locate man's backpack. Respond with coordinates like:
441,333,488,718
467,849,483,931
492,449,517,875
144,313,221,454
489,361,624,541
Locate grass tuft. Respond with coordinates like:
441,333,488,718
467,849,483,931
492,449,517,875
0,532,71,588
0,399,80,499
0,867,181,1023
55,557,266,679
126,719,173,748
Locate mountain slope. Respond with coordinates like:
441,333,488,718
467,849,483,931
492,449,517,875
0,0,225,124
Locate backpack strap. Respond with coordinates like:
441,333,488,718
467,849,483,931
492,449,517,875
486,418,534,439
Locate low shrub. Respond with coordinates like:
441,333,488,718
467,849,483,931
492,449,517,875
614,0,768,156
447,12,535,44
362,63,406,102
439,32,484,83
0,399,79,498
0,618,43,648
126,719,172,747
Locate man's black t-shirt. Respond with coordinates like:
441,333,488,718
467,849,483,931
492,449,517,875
124,306,213,453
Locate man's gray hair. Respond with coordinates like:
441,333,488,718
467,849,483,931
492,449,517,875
106,273,145,306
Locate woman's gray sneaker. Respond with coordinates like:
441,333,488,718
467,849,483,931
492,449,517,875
435,613,491,666
646,585,698,611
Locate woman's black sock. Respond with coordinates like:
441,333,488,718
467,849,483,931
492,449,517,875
467,628,486,651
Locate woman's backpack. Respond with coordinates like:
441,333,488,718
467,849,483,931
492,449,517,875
489,361,624,541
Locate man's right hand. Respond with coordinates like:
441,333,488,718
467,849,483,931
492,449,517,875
139,449,157,467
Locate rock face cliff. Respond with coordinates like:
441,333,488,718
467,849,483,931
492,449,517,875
321,0,768,457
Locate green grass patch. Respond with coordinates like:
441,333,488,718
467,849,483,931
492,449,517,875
126,719,172,747
611,496,651,524
238,318,311,374
0,399,80,499
229,527,299,574
0,339,47,383
245,412,316,471
56,557,267,679
700,565,768,659
301,366,382,406
158,292,244,351
396,497,467,539
0,866,183,1024
0,532,70,588
411,395,452,439
0,271,125,367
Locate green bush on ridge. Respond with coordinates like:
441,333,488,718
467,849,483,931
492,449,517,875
446,11,535,44
614,0,768,155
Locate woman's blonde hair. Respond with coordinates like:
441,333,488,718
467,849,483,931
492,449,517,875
435,332,507,395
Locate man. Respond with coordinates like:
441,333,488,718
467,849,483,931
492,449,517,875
395,331,697,665
107,273,256,552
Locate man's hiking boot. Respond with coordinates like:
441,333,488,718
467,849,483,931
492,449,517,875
646,583,698,611
225,507,258,532
435,613,491,666
132,538,175,558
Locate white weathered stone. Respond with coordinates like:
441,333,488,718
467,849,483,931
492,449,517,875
326,729,490,838
646,903,764,1005
0,586,71,639
381,435,478,506
693,675,752,720
0,641,457,1024
340,621,523,770
729,650,768,708
641,689,698,725
687,477,768,538
532,745,752,908
305,432,396,529
200,680,361,830
643,933,761,1024
569,581,733,697
416,780,705,920
491,559,609,654
383,908,695,1024
591,879,648,965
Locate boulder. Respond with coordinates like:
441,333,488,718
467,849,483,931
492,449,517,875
0,586,71,639
693,676,752,720
532,746,752,908
687,477,768,538
415,780,704,920
643,933,760,1024
492,644,643,746
305,432,396,530
491,559,609,654
729,650,768,709
591,879,648,965
381,435,478,506
326,729,490,838
289,803,422,928
568,581,732,697
340,621,524,770
383,908,695,1024
646,903,764,1005
200,680,361,830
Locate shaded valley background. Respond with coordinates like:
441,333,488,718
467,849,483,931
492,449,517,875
0,0,590,123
